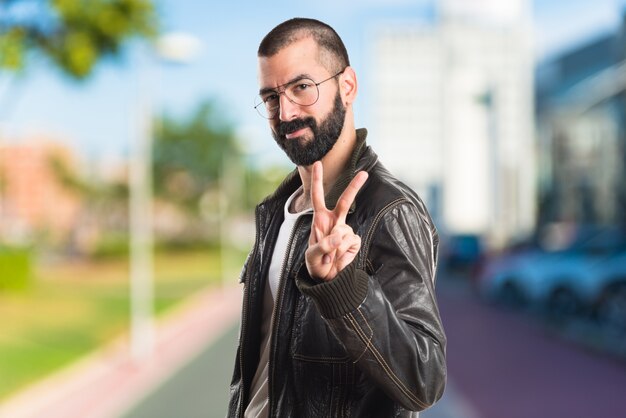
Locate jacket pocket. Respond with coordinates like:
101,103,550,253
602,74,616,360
291,356,357,418
290,294,357,417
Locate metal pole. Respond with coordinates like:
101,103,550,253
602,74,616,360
128,33,202,362
219,157,227,289
129,55,155,362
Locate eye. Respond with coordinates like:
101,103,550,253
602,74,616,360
293,81,313,92
263,93,279,105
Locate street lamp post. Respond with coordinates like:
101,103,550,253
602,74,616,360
129,56,155,361
129,32,202,362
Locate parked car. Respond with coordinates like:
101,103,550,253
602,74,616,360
439,234,484,276
477,225,626,331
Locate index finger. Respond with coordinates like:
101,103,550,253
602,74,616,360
310,161,327,212
334,170,368,223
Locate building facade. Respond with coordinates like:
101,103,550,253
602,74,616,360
370,0,535,248
535,11,626,228
0,138,82,244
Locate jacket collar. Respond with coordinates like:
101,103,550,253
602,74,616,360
261,128,375,211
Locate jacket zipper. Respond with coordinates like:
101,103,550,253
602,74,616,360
237,206,261,418
266,215,308,414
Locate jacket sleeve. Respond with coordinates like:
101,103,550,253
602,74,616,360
295,200,447,411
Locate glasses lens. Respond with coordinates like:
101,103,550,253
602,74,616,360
285,79,319,106
254,94,276,119
253,78,320,119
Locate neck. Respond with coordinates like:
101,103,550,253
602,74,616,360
289,187,309,213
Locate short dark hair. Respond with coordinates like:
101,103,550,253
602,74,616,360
258,18,350,73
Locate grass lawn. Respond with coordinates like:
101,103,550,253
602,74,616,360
0,247,243,401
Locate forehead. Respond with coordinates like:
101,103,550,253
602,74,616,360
257,37,325,88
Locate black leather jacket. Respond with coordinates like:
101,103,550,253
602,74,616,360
228,129,446,417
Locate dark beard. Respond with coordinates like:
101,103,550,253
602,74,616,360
272,92,346,166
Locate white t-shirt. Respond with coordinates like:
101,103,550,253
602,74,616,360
267,188,313,300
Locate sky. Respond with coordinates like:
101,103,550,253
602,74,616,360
1,0,625,168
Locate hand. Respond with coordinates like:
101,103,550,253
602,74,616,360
305,161,369,281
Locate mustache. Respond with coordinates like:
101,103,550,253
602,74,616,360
277,117,316,137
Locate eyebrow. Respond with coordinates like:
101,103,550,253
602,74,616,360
259,73,314,96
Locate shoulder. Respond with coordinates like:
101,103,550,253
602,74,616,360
352,159,440,275
355,158,432,225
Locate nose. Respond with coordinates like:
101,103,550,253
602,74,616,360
278,93,299,121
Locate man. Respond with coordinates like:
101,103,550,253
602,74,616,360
228,18,446,418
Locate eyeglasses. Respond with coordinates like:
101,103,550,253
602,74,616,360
254,69,345,119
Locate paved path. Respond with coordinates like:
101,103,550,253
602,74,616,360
437,281,626,418
0,285,243,418
123,325,238,418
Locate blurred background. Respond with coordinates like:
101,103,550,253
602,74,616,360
1,0,626,417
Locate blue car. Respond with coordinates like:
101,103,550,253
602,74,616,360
477,225,626,331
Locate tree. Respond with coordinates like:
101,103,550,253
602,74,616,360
152,100,290,247
45,149,130,255
0,0,158,79
152,100,241,214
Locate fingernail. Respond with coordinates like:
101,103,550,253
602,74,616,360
323,254,330,264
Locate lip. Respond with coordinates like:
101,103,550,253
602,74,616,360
285,127,308,139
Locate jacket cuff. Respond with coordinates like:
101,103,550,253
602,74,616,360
296,262,369,319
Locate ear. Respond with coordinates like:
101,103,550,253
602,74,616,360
339,66,357,105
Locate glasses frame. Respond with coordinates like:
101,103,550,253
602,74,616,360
254,68,346,119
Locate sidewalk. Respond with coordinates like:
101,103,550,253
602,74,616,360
0,284,243,418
